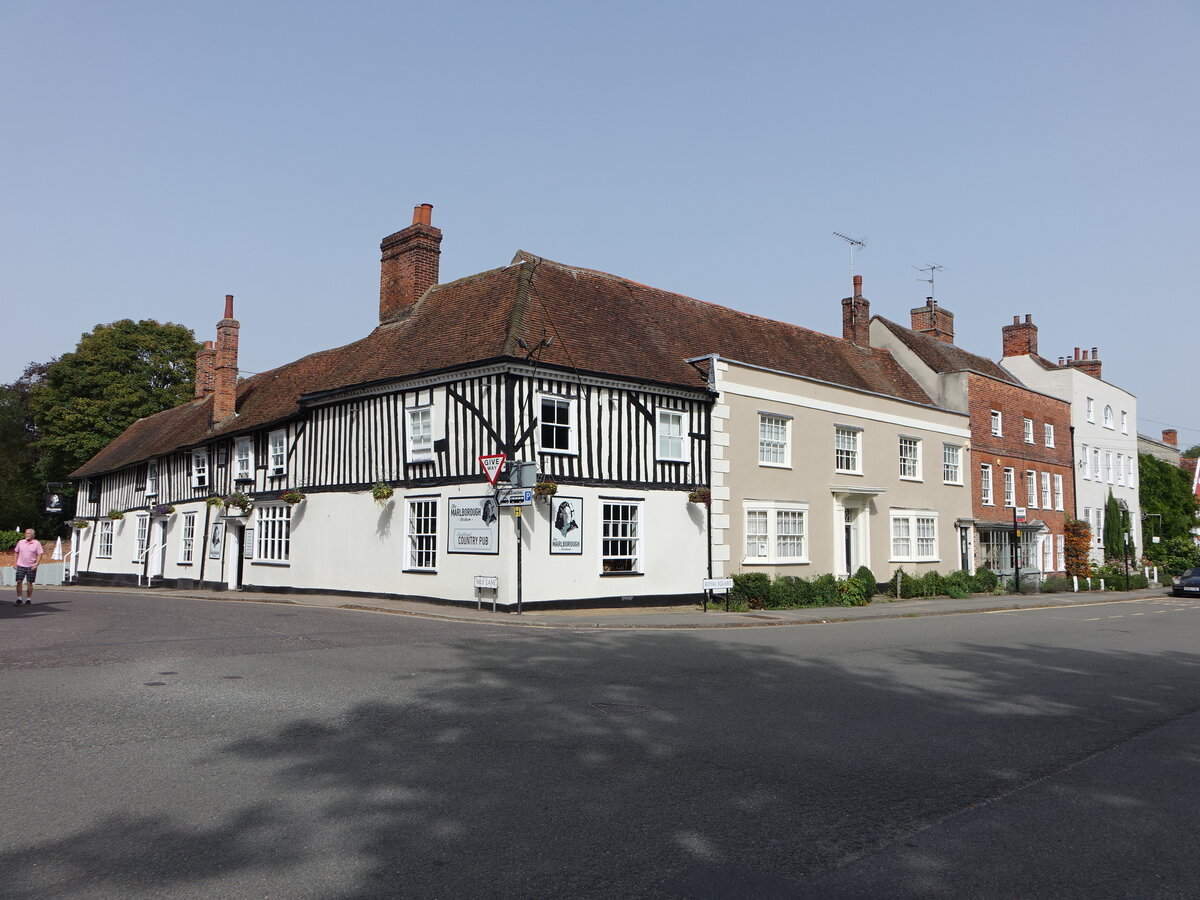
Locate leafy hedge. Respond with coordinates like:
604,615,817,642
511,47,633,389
0,530,20,552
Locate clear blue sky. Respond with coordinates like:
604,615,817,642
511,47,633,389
3,1,1196,448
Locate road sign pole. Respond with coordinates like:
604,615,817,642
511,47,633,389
516,508,523,616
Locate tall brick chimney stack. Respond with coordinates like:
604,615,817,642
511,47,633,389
212,294,240,422
379,203,442,324
1070,347,1102,379
1001,314,1039,358
1163,429,1178,447
910,298,955,344
841,275,871,346
194,340,216,399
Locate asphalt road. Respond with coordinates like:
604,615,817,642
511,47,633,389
2,588,1199,899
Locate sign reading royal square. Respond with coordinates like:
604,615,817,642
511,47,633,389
448,496,500,555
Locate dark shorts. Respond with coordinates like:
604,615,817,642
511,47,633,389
14,566,36,584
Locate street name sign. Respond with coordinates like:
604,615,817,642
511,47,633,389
474,575,499,590
702,578,734,590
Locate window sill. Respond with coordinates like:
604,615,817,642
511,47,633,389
538,449,579,457
656,458,688,464
890,558,941,564
900,477,923,483
835,470,863,477
742,559,810,566
250,561,290,567
758,462,792,469
943,481,964,487
403,568,437,575
600,571,643,577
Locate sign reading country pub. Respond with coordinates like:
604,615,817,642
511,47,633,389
448,496,500,555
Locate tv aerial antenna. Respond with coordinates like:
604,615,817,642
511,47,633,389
833,232,867,278
914,264,945,300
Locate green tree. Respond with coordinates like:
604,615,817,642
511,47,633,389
1182,444,1200,460
30,319,199,482
1102,490,1132,564
1139,452,1200,554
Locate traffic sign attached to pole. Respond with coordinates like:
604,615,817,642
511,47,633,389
479,453,507,486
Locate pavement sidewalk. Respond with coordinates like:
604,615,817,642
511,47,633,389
34,583,1179,630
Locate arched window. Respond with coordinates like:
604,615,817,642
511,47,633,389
1103,405,1114,429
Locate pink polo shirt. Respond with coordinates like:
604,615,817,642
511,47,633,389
15,539,43,568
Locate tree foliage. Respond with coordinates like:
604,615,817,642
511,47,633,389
30,319,199,482
1183,444,1200,460
1064,517,1092,577
1102,490,1133,563
1139,452,1200,560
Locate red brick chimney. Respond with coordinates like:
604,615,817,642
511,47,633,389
1163,429,1178,447
380,203,442,324
212,294,239,422
841,275,870,346
1069,347,1102,379
910,298,955,344
1001,314,1038,357
194,340,216,399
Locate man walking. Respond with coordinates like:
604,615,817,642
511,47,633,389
14,528,44,606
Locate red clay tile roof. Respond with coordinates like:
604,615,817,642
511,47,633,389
874,316,1021,384
73,252,936,477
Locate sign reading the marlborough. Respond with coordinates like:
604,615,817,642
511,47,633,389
549,496,583,555
479,453,507,486
448,496,500,555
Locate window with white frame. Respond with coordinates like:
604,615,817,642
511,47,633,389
1120,411,1128,434
98,520,113,558
134,515,148,562
191,449,209,489
990,410,1002,436
1044,423,1055,447
268,430,287,476
758,414,790,467
405,498,438,570
1103,405,1114,429
1053,473,1064,510
1003,467,1015,507
899,437,921,480
835,426,861,474
1127,456,1135,488
255,504,292,563
1086,398,1095,423
1116,453,1125,486
656,409,687,462
234,437,254,481
943,444,962,485
891,511,938,562
1105,451,1114,483
179,512,196,564
601,501,642,573
1043,535,1054,572
1041,471,1052,508
1026,471,1038,508
1057,534,1066,571
743,502,808,563
1081,443,1090,480
539,395,577,454
1091,447,1102,481
407,407,434,462
146,459,159,497
1023,418,1034,444
980,464,994,505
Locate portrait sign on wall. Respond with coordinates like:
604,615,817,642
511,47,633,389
549,496,583,555
208,521,225,559
448,496,500,555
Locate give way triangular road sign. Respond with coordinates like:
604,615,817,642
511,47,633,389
479,453,507,486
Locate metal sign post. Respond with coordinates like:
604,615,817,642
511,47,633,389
474,575,499,611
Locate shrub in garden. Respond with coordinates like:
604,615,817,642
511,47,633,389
810,573,839,606
731,572,770,610
837,577,869,607
1128,572,1149,589
943,570,973,598
971,567,999,594
766,576,802,609
0,530,20,552
1042,575,1072,593
919,571,944,597
853,565,879,599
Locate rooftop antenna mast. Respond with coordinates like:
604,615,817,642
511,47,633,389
833,232,867,279
915,264,944,300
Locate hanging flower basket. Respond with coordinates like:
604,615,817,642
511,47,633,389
687,487,712,506
279,490,306,506
71,519,90,530
107,509,125,521
224,492,252,516
205,495,226,509
151,503,176,518
533,482,558,501
371,481,394,503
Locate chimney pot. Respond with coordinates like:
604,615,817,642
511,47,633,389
224,294,234,319
1025,314,1031,324
1013,315,1020,325
1091,347,1098,359
853,274,862,297
1163,429,1179,446
1074,347,1080,360
413,203,433,226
